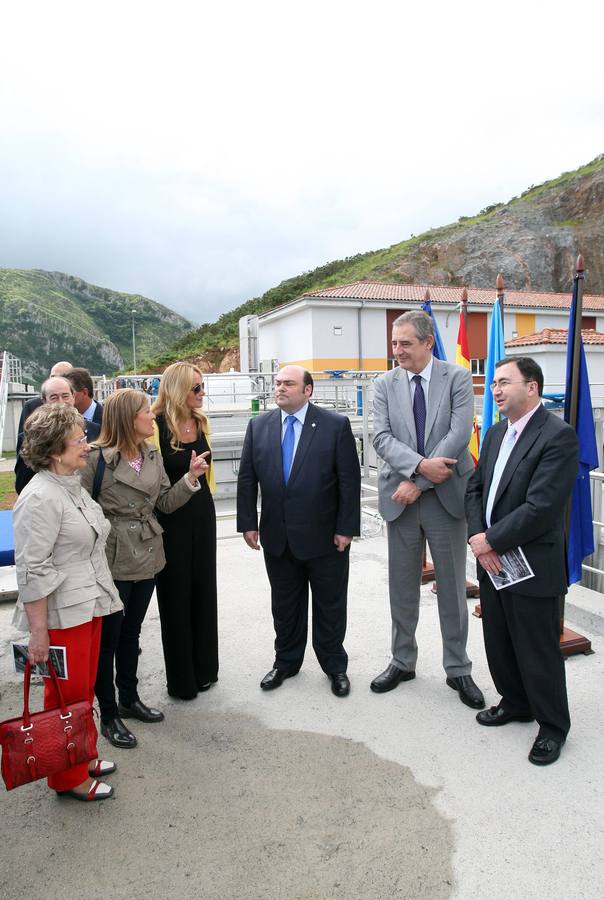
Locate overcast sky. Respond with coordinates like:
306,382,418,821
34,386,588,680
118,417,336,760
1,0,603,325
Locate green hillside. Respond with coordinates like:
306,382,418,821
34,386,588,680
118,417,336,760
0,269,192,383
145,153,604,368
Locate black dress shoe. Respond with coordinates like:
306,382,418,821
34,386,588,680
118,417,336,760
446,675,485,709
118,700,165,723
101,717,138,749
476,706,535,726
329,673,350,697
528,735,565,766
198,679,218,693
370,664,415,693
260,668,298,690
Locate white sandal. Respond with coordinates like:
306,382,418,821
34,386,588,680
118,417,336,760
89,759,117,777
57,779,114,801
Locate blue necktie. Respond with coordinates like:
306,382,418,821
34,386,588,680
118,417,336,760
282,415,297,484
412,375,426,456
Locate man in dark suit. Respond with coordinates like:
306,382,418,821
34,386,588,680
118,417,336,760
465,356,579,766
15,375,100,494
16,360,73,435
65,367,103,426
237,365,361,697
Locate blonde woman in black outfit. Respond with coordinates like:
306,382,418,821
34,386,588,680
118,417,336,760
152,363,218,700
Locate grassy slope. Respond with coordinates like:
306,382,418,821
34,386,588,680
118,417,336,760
0,269,192,376
145,154,604,367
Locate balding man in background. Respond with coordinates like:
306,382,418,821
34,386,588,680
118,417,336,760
17,360,73,434
14,375,100,494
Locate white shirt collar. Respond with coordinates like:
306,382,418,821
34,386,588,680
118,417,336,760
406,357,434,385
281,402,309,425
82,398,96,421
507,401,541,439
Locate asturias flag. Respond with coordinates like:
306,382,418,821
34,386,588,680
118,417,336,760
482,298,506,438
564,277,599,584
421,298,447,361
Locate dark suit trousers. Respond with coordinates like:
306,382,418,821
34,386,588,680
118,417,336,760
480,579,570,740
263,544,349,674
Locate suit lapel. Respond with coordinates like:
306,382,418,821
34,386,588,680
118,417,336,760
269,409,285,487
483,423,507,514
392,367,415,446
287,404,319,487
424,359,446,446
492,405,546,507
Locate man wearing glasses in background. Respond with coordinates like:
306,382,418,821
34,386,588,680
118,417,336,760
14,376,101,494
465,357,579,766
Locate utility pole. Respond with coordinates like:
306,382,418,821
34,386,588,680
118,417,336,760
131,308,137,374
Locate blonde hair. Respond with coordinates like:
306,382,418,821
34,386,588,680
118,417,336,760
96,389,150,458
151,362,208,451
21,404,84,471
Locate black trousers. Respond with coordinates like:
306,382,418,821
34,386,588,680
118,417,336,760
95,578,155,722
263,543,349,675
156,500,218,699
480,579,570,740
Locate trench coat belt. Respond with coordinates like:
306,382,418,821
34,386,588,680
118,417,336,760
107,512,163,541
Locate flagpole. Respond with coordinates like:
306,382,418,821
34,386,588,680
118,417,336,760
496,273,505,344
568,254,585,430
559,253,592,655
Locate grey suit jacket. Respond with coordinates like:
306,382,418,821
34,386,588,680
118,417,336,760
373,358,474,522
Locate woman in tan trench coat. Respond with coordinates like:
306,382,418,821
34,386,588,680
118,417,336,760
81,389,209,749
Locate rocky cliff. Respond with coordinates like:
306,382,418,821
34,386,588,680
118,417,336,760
0,269,192,383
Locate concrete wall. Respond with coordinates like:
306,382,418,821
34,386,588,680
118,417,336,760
258,306,314,367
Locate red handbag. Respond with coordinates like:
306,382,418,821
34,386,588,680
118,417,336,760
0,658,98,791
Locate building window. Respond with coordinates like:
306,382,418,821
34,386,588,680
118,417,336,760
471,358,485,375
333,326,342,336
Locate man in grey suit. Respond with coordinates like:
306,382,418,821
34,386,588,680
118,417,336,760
371,310,484,709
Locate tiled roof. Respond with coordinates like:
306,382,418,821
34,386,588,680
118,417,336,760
303,280,604,311
505,328,604,347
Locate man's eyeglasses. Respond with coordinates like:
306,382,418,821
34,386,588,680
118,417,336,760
191,383,204,394
489,379,536,392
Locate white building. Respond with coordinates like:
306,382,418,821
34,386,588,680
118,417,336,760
240,280,604,380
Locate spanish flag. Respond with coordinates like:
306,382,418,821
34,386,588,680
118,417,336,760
456,309,470,369
469,416,480,466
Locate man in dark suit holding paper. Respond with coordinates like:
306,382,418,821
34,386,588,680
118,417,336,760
237,365,361,697
465,356,579,766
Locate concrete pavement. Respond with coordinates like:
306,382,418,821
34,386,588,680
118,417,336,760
0,520,602,899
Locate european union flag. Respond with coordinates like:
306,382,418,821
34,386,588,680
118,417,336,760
564,276,599,584
420,298,447,361
482,298,505,437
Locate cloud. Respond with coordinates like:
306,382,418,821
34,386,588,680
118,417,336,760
1,1,603,323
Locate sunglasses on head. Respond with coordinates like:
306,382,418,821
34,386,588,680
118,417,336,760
192,383,203,394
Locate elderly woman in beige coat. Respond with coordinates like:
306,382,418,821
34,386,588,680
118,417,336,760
81,388,209,750
13,404,123,802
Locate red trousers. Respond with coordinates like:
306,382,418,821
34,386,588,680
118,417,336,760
44,617,101,791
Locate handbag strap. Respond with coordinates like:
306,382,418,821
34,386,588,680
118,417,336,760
91,449,106,501
23,657,68,725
